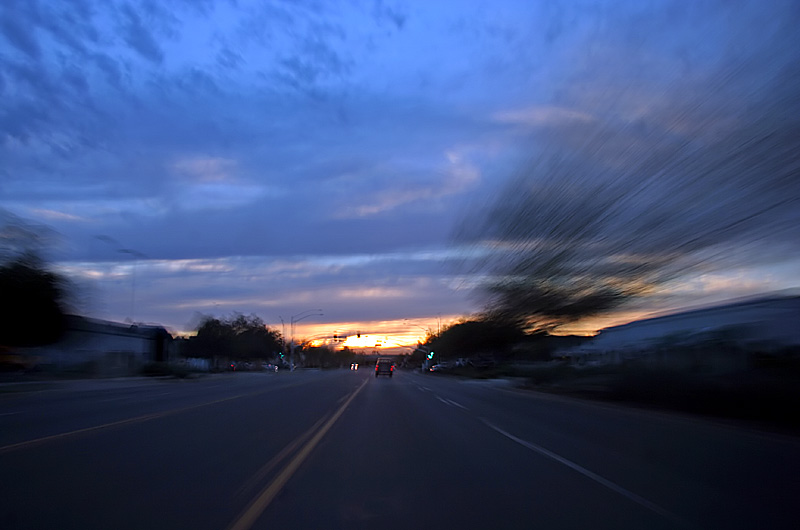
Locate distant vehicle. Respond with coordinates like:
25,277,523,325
430,361,450,372
265,363,278,372
375,358,393,378
350,363,359,370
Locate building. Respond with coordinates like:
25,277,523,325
22,315,174,376
567,295,800,371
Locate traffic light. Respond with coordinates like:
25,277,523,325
427,351,434,359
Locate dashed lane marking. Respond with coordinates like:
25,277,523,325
446,398,469,410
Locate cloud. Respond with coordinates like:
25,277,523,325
333,148,482,218
60,247,474,330
29,209,88,223
177,182,279,211
335,287,410,299
491,106,594,127
118,4,166,63
216,47,244,70
4,0,797,336
171,156,238,182
0,0,42,58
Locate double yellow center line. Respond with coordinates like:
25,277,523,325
1,376,370,530
226,377,369,530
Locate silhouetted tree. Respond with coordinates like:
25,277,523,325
457,8,800,331
0,254,69,347
426,318,529,360
187,313,281,360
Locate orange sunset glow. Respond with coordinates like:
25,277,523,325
293,316,456,353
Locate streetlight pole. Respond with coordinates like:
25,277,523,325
118,248,146,323
96,235,147,323
290,309,323,371
278,316,286,361
404,319,432,336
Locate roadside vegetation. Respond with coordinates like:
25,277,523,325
418,317,800,432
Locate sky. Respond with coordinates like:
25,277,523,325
2,0,799,348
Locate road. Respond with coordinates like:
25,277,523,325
1,369,798,529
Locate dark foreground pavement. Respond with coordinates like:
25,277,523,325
1,370,798,529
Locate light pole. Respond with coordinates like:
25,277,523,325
278,316,286,361
96,235,147,323
290,309,323,370
404,319,436,371
404,319,432,336
118,248,146,323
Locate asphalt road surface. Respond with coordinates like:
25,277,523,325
1,369,798,529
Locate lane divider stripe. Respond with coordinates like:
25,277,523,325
481,419,692,528
234,414,329,500
0,380,318,454
446,398,468,410
227,377,369,530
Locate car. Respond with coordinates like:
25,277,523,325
375,358,394,377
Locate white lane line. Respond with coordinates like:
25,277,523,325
482,419,691,528
446,399,469,411
0,411,21,416
433,395,469,411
